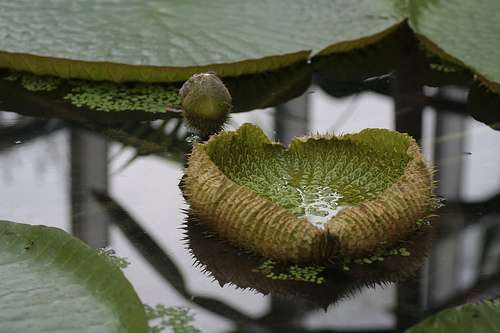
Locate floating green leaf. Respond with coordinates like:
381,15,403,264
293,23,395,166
184,124,434,262
0,0,404,82
408,0,500,93
0,220,148,333
2,0,500,95
405,299,500,333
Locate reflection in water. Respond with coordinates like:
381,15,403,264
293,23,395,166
70,128,109,248
185,213,434,310
2,30,500,331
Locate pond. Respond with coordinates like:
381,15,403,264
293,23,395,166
1,30,500,333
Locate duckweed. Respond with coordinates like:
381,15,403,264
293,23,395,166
340,245,412,271
146,304,199,333
64,81,180,113
416,219,431,227
257,259,326,284
3,71,61,91
257,243,415,274
422,47,465,74
3,72,20,81
2,70,181,112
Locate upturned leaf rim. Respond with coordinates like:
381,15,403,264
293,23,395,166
183,124,434,262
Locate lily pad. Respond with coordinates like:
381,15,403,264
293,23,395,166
183,124,434,262
0,0,405,82
408,0,500,93
0,220,148,333
405,299,500,333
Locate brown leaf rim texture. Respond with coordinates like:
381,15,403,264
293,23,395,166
183,126,434,262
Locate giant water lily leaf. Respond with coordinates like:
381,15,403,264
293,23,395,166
408,0,500,93
405,299,500,333
0,0,405,82
184,124,434,262
0,220,148,333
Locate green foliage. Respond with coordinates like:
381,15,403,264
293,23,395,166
256,259,326,284
340,246,411,271
405,299,500,333
409,0,500,92
0,220,148,333
0,0,404,81
146,305,199,333
64,81,180,113
1,0,500,92
429,62,461,73
188,123,432,261
97,247,130,269
421,46,467,74
416,219,430,227
2,70,181,113
206,124,411,218
3,71,61,91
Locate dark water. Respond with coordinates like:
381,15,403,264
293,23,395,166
1,40,500,332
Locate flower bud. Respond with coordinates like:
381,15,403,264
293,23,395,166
180,72,232,137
